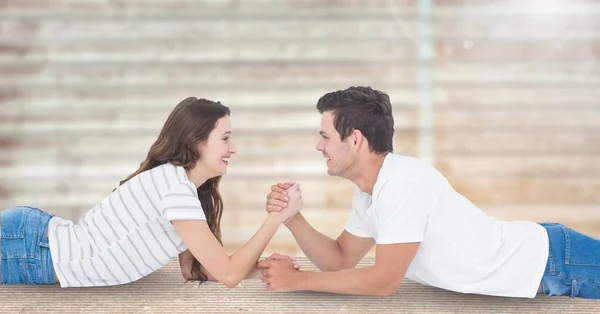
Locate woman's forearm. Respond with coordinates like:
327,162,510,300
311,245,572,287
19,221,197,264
222,212,283,286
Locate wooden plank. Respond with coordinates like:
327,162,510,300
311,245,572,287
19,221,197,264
0,19,417,40
0,63,416,87
2,40,599,69
0,0,415,17
435,108,600,130
449,177,600,204
3,16,597,42
435,87,600,107
435,155,600,177
0,86,419,110
431,11,599,38
433,63,600,84
433,0,598,14
0,107,419,133
433,39,600,63
0,40,418,63
437,131,600,153
4,61,599,87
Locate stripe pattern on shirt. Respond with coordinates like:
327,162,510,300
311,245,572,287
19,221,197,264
48,163,206,287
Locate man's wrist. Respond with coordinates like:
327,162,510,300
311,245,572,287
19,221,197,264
284,212,303,227
290,270,309,290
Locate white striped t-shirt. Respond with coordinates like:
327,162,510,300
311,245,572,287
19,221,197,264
47,163,206,287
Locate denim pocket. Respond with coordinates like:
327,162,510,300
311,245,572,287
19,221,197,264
1,208,27,259
562,226,600,267
1,207,27,239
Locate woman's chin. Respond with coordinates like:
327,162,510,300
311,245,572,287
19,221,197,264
217,165,228,176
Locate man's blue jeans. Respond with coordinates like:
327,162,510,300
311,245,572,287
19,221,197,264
540,222,600,299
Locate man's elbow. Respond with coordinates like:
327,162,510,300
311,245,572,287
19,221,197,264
377,283,400,296
374,278,402,296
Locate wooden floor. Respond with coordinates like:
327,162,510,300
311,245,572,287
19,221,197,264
1,258,599,313
2,0,600,256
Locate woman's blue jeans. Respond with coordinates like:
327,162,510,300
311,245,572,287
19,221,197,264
1,206,57,284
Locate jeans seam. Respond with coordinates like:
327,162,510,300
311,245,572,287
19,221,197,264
21,257,28,284
571,279,579,298
41,246,48,283
548,248,556,274
562,226,571,265
30,210,41,258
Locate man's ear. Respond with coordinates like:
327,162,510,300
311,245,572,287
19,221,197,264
351,129,364,149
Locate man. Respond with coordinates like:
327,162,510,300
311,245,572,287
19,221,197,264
257,86,600,299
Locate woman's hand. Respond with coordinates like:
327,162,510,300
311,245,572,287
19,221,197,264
265,182,303,223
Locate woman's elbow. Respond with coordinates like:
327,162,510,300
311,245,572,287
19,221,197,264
221,276,241,288
181,269,195,281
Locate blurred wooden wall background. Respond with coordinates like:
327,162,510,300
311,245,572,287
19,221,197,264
2,0,599,256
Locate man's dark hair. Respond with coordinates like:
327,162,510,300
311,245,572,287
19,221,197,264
316,86,394,154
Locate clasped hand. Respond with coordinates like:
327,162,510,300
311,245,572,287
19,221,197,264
253,182,304,290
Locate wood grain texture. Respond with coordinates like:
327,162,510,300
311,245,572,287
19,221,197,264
0,258,599,313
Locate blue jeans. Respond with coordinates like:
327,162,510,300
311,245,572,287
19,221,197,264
539,222,600,299
1,206,57,285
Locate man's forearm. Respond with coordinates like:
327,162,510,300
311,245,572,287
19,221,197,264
285,213,345,271
292,267,399,296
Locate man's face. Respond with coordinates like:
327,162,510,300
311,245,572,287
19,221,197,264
315,111,355,177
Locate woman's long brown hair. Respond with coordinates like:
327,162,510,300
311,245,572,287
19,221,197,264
118,97,230,284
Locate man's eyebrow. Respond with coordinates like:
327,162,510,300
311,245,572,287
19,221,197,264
222,131,231,136
319,131,328,136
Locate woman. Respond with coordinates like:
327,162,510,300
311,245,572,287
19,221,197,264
0,97,302,287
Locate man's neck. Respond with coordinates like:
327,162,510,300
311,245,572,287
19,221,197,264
346,153,387,195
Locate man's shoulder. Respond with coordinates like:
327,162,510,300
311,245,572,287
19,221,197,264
384,153,431,171
375,155,449,199
383,153,446,181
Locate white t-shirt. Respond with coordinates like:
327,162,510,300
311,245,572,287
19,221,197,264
345,153,549,298
48,163,206,287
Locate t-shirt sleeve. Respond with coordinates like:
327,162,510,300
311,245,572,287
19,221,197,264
375,179,433,244
344,188,372,238
162,182,206,221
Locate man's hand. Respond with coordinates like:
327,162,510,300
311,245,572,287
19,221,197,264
265,182,294,212
250,253,300,280
266,182,303,223
267,253,301,269
257,258,301,291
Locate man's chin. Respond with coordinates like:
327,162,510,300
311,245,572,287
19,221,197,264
326,167,339,176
